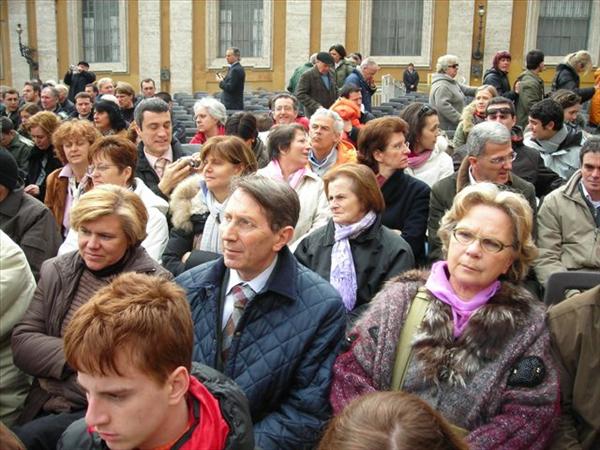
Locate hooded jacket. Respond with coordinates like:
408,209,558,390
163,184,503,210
429,73,476,131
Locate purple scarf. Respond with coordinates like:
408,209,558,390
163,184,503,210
407,149,432,169
330,211,377,311
425,261,500,338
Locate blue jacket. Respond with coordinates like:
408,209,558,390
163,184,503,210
176,247,346,450
344,69,377,112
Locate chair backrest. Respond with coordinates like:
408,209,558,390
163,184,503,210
543,271,600,305
181,143,202,154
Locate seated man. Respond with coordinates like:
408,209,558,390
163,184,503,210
2,88,21,128
176,176,346,450
535,137,600,288
524,98,583,180
548,285,600,450
428,121,536,261
485,96,563,198
0,149,61,280
58,272,254,450
308,108,357,177
0,116,33,174
258,93,309,144
69,92,94,122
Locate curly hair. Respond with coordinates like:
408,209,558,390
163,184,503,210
437,182,538,282
52,119,101,164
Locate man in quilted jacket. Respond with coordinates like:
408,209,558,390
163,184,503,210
176,176,346,450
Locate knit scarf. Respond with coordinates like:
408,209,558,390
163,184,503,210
262,159,307,190
425,261,500,338
330,211,377,311
408,149,432,169
198,181,224,253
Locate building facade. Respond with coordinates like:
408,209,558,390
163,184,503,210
1,0,598,94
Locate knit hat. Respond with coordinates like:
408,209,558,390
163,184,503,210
316,52,335,66
0,148,19,191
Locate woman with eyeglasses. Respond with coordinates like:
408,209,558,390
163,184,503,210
57,136,169,261
330,182,560,449
399,103,454,187
452,85,498,148
357,116,430,263
429,55,476,131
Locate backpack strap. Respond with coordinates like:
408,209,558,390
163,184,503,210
390,286,431,391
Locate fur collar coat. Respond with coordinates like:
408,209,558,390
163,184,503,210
330,270,560,450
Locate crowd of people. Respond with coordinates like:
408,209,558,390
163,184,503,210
1,43,599,450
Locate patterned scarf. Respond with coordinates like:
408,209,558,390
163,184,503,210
425,261,500,338
198,181,224,253
262,159,307,190
330,211,377,311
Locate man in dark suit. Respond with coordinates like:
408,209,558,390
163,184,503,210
218,47,245,110
295,52,337,118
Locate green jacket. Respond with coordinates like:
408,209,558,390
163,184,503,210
1,132,33,175
333,59,356,90
287,62,313,94
516,69,545,128
535,171,600,286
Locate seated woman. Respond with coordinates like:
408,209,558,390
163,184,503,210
45,120,100,236
319,391,467,450
58,136,169,261
330,183,559,449
92,98,128,137
11,185,170,450
189,97,226,144
163,135,257,276
452,84,498,148
357,117,430,263
295,163,414,318
225,112,270,168
400,103,454,187
17,102,42,140
24,111,63,200
259,123,330,244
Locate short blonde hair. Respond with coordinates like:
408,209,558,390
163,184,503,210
565,50,593,74
437,182,537,282
70,185,148,246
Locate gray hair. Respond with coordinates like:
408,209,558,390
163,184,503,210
97,77,114,88
42,86,59,99
436,54,459,73
231,175,300,231
310,108,344,135
466,121,511,157
227,47,241,58
360,57,379,70
309,53,318,65
55,84,69,95
193,97,227,125
134,97,170,129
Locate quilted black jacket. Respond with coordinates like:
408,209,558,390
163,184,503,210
176,247,346,450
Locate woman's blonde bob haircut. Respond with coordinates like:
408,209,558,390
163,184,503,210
70,185,148,246
437,182,538,282
565,50,593,74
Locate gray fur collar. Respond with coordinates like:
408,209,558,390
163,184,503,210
397,271,535,388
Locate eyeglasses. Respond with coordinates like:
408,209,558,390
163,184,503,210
486,108,514,120
488,152,516,165
452,228,515,253
448,64,459,69
88,164,117,174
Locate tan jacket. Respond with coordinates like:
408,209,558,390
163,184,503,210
548,285,600,450
535,171,600,286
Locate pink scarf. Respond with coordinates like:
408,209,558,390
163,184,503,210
262,159,307,190
407,149,432,169
425,261,500,338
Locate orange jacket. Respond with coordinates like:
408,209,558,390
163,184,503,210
590,68,600,126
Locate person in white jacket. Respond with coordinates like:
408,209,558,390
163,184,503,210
400,102,454,187
58,136,168,261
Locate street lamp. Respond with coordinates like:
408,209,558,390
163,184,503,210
16,23,39,79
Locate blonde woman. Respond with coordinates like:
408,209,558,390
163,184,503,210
452,84,498,148
552,50,600,103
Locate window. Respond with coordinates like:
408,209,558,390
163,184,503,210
219,0,263,57
358,0,433,66
536,0,591,56
371,0,423,56
206,0,273,69
524,0,599,65
82,0,121,63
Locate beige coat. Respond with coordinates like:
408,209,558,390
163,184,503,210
535,170,600,286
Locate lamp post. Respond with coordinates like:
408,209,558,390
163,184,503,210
471,4,486,79
16,23,39,79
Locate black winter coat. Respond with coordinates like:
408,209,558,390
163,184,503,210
552,63,596,103
219,62,245,110
294,216,415,313
25,145,63,201
403,69,420,93
483,67,518,103
162,223,220,276
64,70,96,102
380,170,430,263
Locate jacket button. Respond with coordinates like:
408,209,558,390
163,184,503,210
234,331,241,337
